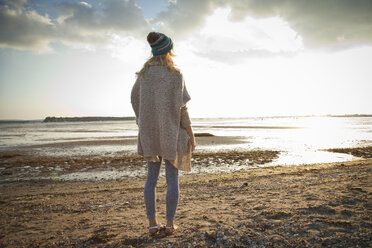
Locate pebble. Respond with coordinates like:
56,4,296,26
241,182,248,187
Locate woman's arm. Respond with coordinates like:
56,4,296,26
131,79,140,124
185,125,196,152
180,106,195,152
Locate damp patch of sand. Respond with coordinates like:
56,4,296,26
0,150,280,182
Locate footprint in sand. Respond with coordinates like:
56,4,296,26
348,187,367,193
340,209,354,217
341,196,362,206
300,205,336,215
260,210,293,220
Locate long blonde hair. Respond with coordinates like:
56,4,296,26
136,49,180,78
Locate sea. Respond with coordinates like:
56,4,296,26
1,116,371,167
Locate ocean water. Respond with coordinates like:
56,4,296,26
0,116,371,166
193,116,372,165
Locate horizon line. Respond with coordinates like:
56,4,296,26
1,113,372,122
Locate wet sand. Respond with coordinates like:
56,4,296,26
0,149,280,182
0,135,270,182
0,147,371,247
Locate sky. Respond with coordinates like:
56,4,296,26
0,0,371,120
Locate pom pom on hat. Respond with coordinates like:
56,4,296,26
147,32,173,56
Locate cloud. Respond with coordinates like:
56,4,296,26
196,49,298,64
1,0,27,9
156,0,372,49
57,0,147,32
0,0,149,52
176,7,303,64
154,0,213,37
1,0,371,52
227,0,372,48
0,0,56,51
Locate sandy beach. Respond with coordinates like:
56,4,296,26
0,146,371,247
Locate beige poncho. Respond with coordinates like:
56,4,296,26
131,63,192,172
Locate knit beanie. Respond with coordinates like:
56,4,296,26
147,32,173,56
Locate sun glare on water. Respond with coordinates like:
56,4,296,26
296,117,357,149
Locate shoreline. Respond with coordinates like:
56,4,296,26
0,145,370,183
1,135,248,150
0,157,371,247
0,149,280,182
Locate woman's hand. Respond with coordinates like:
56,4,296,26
185,125,196,152
190,136,196,152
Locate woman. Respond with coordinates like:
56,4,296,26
131,32,196,235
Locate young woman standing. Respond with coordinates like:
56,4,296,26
131,32,196,235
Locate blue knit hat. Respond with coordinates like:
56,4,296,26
147,32,173,56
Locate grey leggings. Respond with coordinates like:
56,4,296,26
144,159,179,220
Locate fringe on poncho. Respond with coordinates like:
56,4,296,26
131,63,192,172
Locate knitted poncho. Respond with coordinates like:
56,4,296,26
131,63,192,172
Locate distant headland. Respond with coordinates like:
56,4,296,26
43,116,136,122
